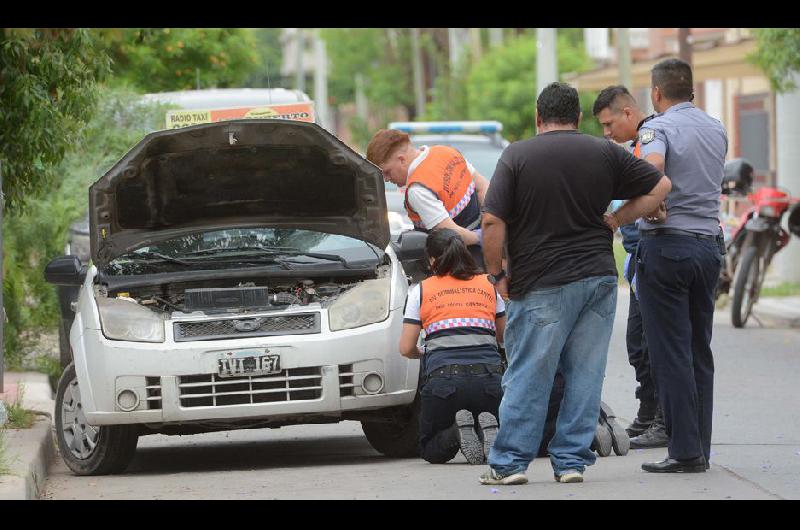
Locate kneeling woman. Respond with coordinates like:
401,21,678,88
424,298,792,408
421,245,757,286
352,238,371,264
400,229,506,464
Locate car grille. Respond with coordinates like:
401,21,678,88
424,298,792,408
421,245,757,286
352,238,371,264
339,364,355,397
173,313,320,342
178,367,323,407
145,377,162,410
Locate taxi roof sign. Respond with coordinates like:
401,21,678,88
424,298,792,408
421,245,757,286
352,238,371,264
388,121,503,135
165,101,315,129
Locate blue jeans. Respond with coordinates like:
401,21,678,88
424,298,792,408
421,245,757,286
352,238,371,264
488,275,618,476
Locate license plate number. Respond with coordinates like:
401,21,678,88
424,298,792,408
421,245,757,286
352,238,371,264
218,351,280,378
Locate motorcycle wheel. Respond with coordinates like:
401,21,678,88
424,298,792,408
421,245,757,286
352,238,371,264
731,245,760,328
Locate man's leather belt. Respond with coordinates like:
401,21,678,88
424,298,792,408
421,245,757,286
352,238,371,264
426,363,504,379
640,228,716,241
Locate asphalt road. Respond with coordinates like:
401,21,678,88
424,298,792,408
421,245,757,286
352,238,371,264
43,287,800,499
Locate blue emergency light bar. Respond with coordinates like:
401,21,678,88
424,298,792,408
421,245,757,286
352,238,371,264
389,121,503,135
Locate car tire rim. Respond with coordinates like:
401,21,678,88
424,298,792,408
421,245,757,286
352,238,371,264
61,377,100,460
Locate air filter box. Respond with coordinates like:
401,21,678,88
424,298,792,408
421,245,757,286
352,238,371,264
184,287,270,312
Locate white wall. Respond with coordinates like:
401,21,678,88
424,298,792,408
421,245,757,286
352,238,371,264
775,72,800,283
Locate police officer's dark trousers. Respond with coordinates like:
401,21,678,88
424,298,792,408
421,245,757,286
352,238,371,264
626,284,657,409
636,233,721,462
418,370,502,463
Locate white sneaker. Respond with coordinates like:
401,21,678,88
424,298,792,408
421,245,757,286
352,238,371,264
554,469,584,483
479,468,528,486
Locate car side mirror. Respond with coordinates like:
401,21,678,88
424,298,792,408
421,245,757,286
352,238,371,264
44,255,87,286
392,230,428,262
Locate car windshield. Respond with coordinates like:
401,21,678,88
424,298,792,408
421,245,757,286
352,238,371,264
107,228,380,275
383,139,504,191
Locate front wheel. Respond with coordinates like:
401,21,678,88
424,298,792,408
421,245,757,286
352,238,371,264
731,245,761,328
361,400,420,458
55,363,139,475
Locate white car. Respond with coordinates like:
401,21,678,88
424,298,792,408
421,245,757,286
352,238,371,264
45,119,428,475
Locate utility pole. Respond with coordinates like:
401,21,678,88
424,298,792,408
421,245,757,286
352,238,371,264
313,29,329,132
489,28,504,49
775,72,800,282
469,28,483,64
536,28,558,130
411,28,426,118
617,28,632,89
677,28,692,68
295,29,306,93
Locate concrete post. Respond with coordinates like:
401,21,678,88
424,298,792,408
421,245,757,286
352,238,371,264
313,30,329,132
295,29,305,93
469,28,482,64
775,72,800,283
489,28,503,49
355,73,368,121
411,28,426,118
536,28,558,132
617,28,632,89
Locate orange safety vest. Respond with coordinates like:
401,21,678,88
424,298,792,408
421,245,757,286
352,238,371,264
404,145,479,230
419,274,498,352
633,141,641,158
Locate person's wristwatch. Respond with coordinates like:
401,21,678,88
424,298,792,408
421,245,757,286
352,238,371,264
487,270,506,285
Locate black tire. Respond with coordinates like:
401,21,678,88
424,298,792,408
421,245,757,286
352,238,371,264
361,400,421,458
731,245,759,328
55,363,139,475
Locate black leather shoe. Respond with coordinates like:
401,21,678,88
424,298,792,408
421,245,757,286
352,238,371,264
629,422,669,449
642,456,706,473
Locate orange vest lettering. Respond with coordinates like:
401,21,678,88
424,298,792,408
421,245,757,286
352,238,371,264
404,145,477,229
420,275,497,351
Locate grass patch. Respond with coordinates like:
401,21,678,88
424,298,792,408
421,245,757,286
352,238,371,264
2,386,37,430
0,427,11,475
761,282,800,297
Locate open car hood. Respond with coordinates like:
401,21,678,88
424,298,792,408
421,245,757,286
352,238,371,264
89,120,389,268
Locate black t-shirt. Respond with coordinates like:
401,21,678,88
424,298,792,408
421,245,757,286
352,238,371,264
483,129,663,298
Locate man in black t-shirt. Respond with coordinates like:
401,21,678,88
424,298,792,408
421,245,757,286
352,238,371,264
478,82,671,486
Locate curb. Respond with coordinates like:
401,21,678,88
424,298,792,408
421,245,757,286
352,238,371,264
0,417,56,500
752,297,800,328
1,372,57,500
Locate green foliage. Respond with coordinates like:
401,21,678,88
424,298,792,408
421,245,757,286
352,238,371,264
96,28,260,92
0,28,111,212
2,87,174,367
4,388,36,430
750,29,800,93
760,282,800,297
324,28,414,112
0,427,9,474
427,32,599,142
243,29,285,88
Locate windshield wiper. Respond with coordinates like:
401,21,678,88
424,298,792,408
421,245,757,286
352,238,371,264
184,245,301,256
124,251,192,266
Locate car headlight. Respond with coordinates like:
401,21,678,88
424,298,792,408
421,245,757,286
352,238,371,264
97,297,165,342
328,278,391,331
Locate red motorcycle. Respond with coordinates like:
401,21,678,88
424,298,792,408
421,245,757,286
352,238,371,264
717,159,800,328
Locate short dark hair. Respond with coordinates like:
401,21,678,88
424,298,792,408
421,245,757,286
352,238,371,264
652,58,694,101
537,82,580,127
593,85,637,116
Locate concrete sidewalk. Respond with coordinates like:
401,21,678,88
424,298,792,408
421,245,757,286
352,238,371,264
0,372,56,500
753,296,800,328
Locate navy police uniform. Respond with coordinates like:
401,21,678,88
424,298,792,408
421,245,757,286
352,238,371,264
636,101,728,464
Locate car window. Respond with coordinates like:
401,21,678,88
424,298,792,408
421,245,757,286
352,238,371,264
430,141,505,178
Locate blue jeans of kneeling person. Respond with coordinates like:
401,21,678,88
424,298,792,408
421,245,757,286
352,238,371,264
488,276,618,477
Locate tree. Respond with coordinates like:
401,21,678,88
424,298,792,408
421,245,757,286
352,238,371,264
750,28,800,92
0,28,111,211
462,33,600,141
96,28,260,92
243,28,284,88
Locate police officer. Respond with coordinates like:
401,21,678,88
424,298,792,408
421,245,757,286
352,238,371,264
399,229,506,464
593,86,668,448
366,129,488,265
606,58,727,473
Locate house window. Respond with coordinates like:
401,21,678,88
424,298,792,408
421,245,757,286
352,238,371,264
737,93,771,178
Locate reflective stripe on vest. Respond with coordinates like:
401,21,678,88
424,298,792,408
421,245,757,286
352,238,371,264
404,145,478,229
420,275,497,353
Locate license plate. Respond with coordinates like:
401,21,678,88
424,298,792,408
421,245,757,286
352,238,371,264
218,350,280,378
